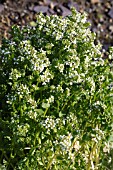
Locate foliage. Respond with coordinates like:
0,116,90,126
0,8,113,169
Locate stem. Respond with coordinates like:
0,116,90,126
0,151,3,163
46,153,56,170
87,141,100,170
57,100,59,112
44,107,49,116
87,151,91,170
61,93,75,111
95,144,100,169
4,153,15,169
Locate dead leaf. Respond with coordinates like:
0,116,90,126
91,0,100,4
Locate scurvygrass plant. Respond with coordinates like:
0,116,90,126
0,8,113,169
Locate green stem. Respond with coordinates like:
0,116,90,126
4,153,15,169
44,107,49,116
0,151,3,163
46,153,56,170
61,93,75,111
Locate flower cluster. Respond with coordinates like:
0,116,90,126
59,133,73,152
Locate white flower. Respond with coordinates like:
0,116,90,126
47,95,54,104
41,117,56,131
56,85,64,93
103,142,110,153
73,140,81,151
58,63,64,73
66,87,70,97
40,68,54,85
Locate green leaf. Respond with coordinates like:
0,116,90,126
37,109,44,115
59,111,63,117
30,21,37,27
56,155,63,160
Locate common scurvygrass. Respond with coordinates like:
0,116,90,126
0,8,113,169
